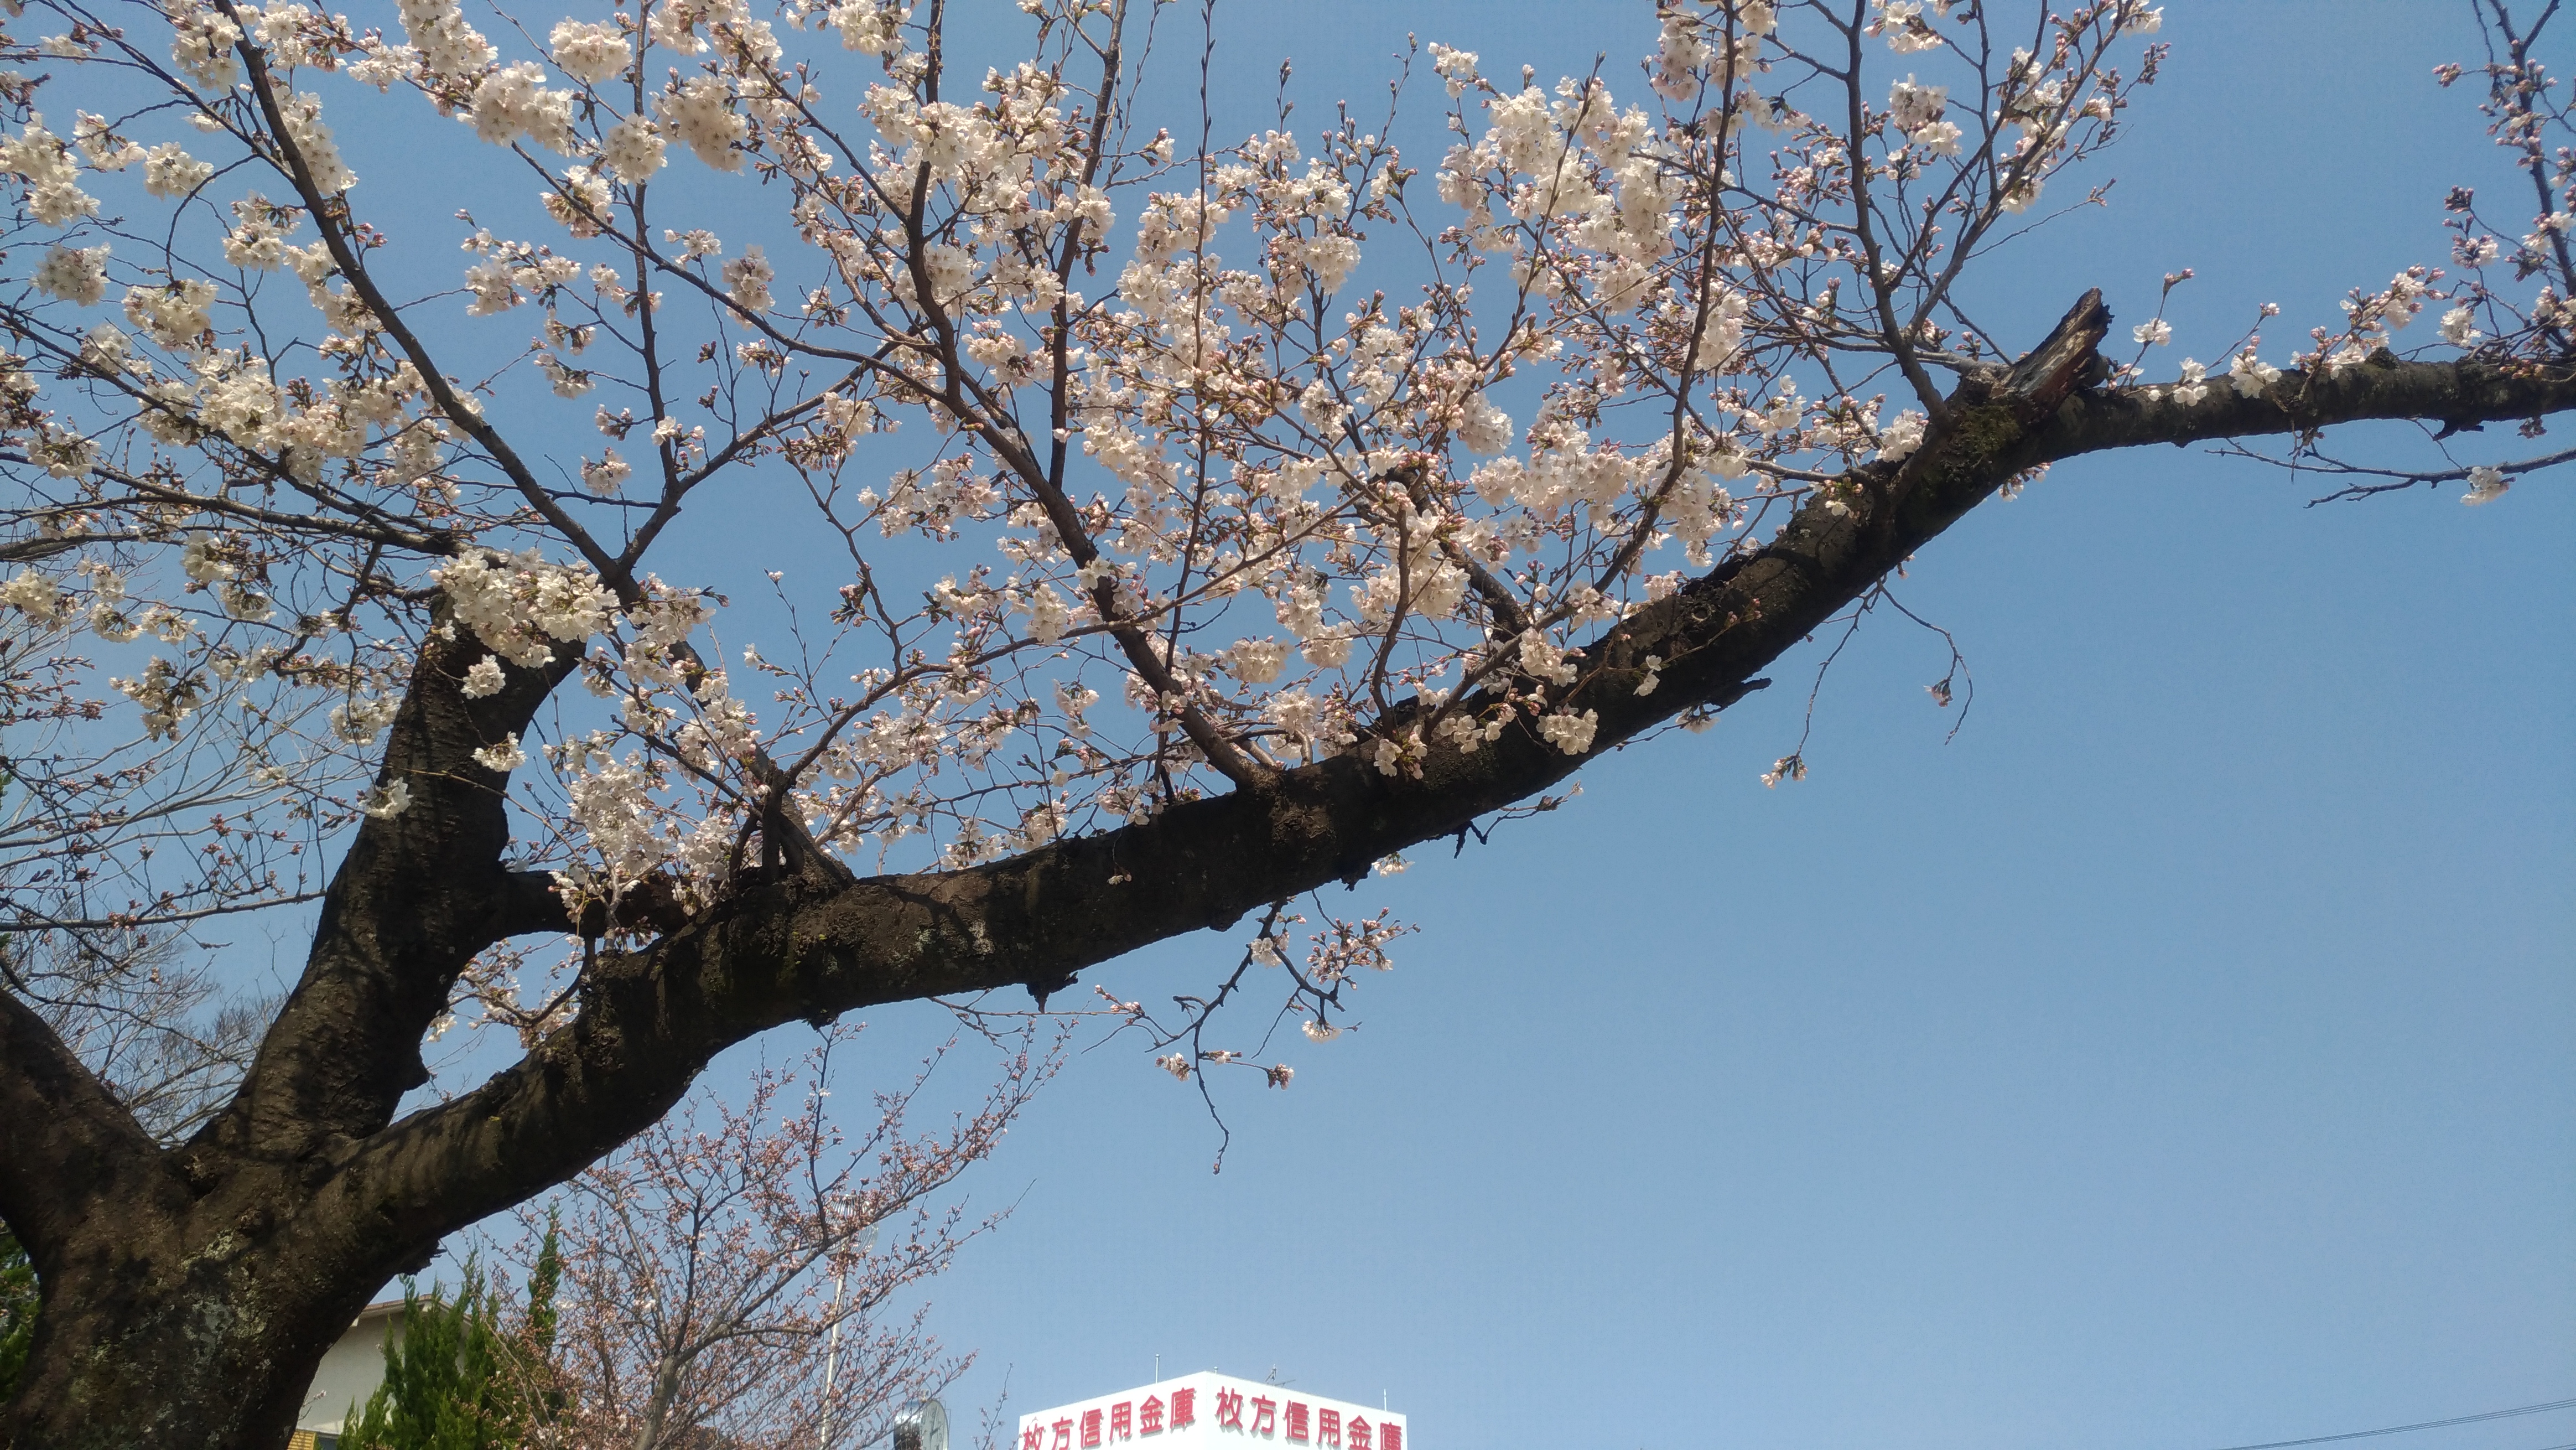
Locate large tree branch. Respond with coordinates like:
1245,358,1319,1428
345,297,2576,1252
2042,349,2576,460
0,987,158,1268
199,623,580,1165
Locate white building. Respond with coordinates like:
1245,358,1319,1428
287,1297,404,1450
1019,1374,1406,1450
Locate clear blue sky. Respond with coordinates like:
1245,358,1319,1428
352,2,2574,1448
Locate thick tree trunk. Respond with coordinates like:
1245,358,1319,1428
3,1177,412,1448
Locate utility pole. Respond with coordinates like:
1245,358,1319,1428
819,1262,848,1449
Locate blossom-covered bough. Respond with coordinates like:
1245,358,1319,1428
1,0,2569,1441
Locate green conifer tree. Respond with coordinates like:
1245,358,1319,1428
524,1212,567,1435
339,1259,524,1450
0,1228,34,1404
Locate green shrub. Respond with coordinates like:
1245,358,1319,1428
340,1258,531,1450
0,1227,34,1404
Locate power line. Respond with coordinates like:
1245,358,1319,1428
2199,1399,2576,1450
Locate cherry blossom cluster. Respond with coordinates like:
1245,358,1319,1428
0,0,2528,1064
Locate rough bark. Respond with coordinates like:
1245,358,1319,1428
4,295,2572,1448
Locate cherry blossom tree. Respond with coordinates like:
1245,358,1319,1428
1,0,2570,1443
515,1028,1047,1450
